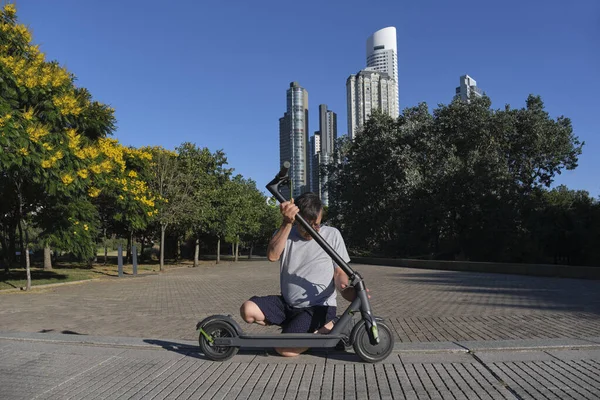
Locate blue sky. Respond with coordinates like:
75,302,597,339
16,0,600,197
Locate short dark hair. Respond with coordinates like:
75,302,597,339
294,192,322,222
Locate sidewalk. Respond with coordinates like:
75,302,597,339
1,331,599,399
1,261,599,399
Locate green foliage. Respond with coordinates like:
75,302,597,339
326,95,594,265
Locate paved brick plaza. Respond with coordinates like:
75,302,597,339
1,260,599,399
1,260,599,341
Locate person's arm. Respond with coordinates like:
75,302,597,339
334,266,355,301
334,266,371,302
267,222,292,261
266,199,299,262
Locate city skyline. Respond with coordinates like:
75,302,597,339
14,1,599,198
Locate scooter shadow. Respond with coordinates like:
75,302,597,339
143,339,362,362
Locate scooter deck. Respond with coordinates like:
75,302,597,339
214,333,344,348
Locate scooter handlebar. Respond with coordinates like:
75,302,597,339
265,162,357,281
277,161,291,180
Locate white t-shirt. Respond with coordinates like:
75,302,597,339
279,225,351,308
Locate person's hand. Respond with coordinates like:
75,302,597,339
280,198,299,225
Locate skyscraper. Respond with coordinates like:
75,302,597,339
279,82,309,199
319,104,337,156
455,74,483,101
366,27,399,116
309,105,337,205
346,70,396,139
346,27,399,138
309,132,321,194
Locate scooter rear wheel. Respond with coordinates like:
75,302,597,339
199,320,239,361
352,320,395,363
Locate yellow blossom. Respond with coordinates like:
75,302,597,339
77,169,89,179
67,128,81,149
147,211,153,217
61,174,74,185
100,160,113,173
14,24,31,43
52,92,82,116
89,164,102,174
41,159,52,168
23,108,34,121
26,124,49,142
83,224,88,231
128,170,138,178
18,147,28,156
3,3,16,16
88,187,101,198
42,142,53,151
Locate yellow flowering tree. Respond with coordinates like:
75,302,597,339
0,5,157,279
92,145,159,264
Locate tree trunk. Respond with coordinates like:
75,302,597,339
248,245,253,260
43,244,52,271
176,237,181,263
160,224,167,271
103,228,108,265
235,237,239,262
140,235,145,262
194,238,200,267
1,233,9,273
231,243,234,257
216,238,220,264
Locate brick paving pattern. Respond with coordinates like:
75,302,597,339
1,261,599,341
1,260,599,399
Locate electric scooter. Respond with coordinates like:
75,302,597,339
196,162,395,363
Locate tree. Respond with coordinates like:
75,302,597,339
0,5,158,287
145,146,191,271
325,94,585,264
175,144,230,266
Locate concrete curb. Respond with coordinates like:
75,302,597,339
3,331,599,355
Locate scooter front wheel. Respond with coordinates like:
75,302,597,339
199,320,239,361
352,320,395,363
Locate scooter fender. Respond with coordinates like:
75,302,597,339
350,316,386,345
196,315,244,336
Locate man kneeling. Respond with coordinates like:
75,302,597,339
240,192,356,357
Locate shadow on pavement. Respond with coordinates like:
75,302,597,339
390,270,600,315
143,339,363,362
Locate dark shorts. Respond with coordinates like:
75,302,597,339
249,295,336,334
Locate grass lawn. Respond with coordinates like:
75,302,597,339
0,260,194,291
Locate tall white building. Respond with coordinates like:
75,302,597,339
279,82,309,199
455,74,483,101
366,27,399,116
346,70,396,139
